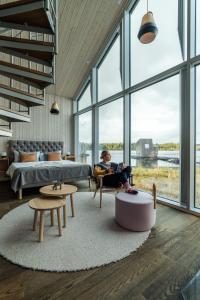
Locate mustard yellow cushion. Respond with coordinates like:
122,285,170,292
48,152,61,161
20,152,37,162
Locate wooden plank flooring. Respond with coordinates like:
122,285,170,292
0,180,200,300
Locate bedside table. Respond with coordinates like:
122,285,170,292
0,157,10,182
63,155,75,162
0,157,9,172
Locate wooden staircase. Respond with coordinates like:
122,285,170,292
0,0,58,137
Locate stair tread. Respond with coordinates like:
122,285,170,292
0,0,35,10
0,60,52,78
0,126,12,132
0,35,54,47
0,83,43,100
0,105,30,118
0,126,12,137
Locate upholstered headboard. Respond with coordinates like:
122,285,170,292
8,140,64,162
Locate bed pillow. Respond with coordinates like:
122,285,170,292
14,150,20,162
48,151,61,161
20,152,37,162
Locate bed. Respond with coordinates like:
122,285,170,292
7,140,92,199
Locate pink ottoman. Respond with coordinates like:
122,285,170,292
115,190,156,232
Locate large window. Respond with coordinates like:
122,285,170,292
78,111,92,164
97,36,122,101
195,66,200,208
98,98,123,163
78,83,92,111
196,0,200,55
130,0,183,85
74,0,200,214
131,76,180,201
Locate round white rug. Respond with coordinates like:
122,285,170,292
0,192,150,272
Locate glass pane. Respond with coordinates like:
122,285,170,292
98,36,122,101
196,0,200,55
78,83,92,111
98,98,123,163
78,111,92,164
131,75,180,201
130,0,183,85
195,66,200,208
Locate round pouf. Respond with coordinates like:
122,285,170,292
115,191,156,231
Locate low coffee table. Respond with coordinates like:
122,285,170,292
39,184,77,228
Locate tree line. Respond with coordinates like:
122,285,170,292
79,142,186,151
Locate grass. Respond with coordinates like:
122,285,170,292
132,166,200,207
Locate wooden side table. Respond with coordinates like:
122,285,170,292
63,155,75,161
0,157,9,173
39,184,77,227
29,198,66,242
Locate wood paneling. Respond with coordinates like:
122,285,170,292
47,0,130,98
0,94,73,153
0,0,131,98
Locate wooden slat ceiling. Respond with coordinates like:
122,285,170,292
47,0,130,99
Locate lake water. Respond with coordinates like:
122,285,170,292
84,150,200,167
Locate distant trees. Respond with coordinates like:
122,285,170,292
80,142,181,151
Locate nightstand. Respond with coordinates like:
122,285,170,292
0,157,9,173
0,157,9,182
63,155,75,161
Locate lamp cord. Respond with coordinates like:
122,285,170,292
147,0,148,12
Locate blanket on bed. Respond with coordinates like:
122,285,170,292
7,160,92,192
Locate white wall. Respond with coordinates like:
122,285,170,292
0,94,73,154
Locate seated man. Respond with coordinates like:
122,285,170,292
96,150,137,193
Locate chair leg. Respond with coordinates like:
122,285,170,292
100,188,103,208
93,188,98,199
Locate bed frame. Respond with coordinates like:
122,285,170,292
7,140,65,199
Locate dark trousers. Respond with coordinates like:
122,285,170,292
103,166,131,187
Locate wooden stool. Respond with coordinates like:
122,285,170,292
39,184,77,228
29,198,66,242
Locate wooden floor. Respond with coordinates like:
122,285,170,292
0,180,200,300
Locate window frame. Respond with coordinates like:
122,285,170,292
73,0,200,216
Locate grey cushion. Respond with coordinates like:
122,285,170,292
14,150,20,162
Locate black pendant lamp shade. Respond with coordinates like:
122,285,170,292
138,11,158,44
50,101,59,114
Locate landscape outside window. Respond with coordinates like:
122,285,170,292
78,83,92,111
98,98,123,163
131,76,180,201
130,0,183,85
78,111,92,163
97,36,122,101
195,66,200,208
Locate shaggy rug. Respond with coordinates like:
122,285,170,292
0,192,150,272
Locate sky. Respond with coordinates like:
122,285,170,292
78,0,199,146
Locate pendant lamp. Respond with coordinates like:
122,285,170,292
137,0,158,44
50,101,59,114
